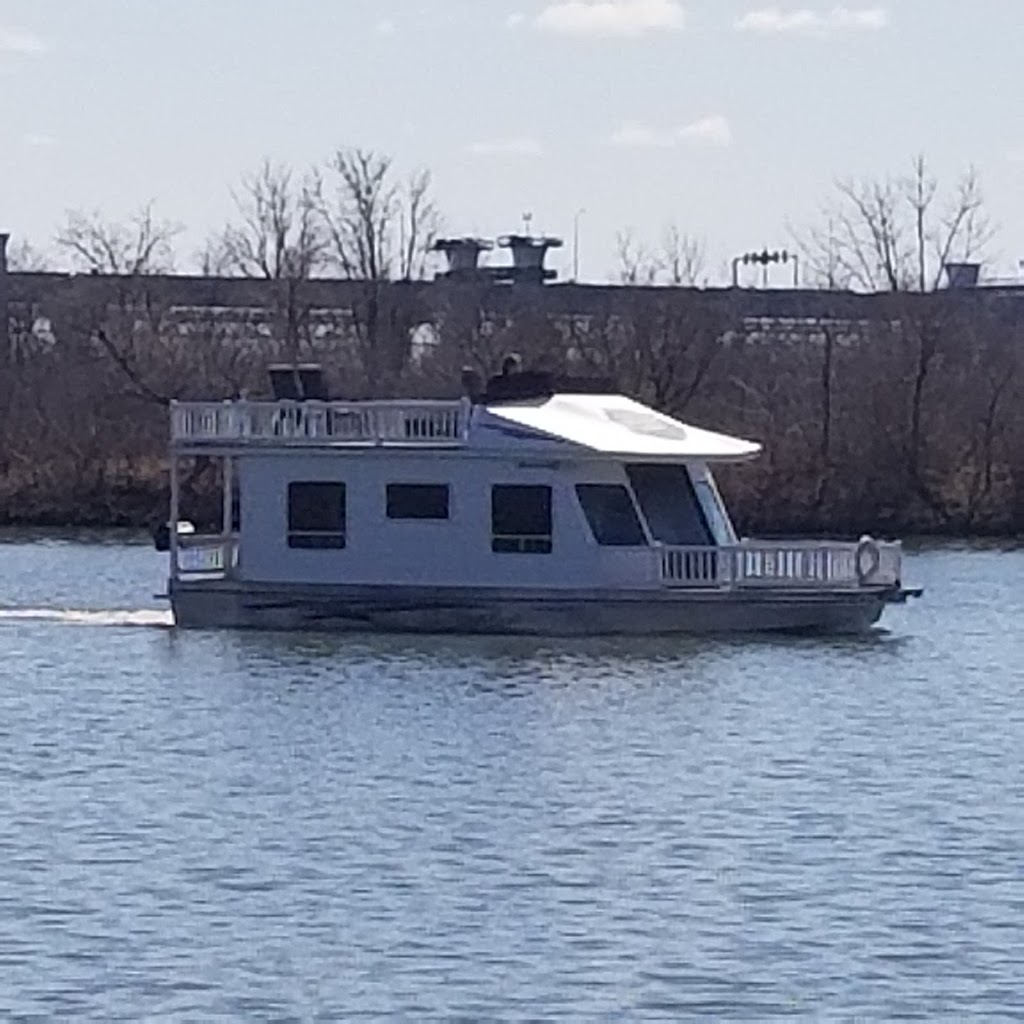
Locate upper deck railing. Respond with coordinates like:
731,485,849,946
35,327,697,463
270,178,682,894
171,398,471,448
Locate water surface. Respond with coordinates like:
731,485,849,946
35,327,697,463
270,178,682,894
0,539,1021,1020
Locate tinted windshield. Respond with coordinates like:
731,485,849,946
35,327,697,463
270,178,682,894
576,484,647,546
626,464,713,546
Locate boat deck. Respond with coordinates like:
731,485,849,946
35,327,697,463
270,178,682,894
175,534,903,592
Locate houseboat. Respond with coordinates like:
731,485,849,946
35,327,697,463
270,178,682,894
164,363,917,634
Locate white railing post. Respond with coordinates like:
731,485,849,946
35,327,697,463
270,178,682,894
222,456,233,536
169,454,180,582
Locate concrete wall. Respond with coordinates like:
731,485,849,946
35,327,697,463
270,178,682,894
6,266,1024,338
237,450,654,589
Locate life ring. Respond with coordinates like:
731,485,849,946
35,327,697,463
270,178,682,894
855,536,881,584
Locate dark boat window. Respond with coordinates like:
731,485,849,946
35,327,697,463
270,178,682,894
626,464,713,546
287,482,346,549
575,484,646,546
492,485,552,554
387,484,450,520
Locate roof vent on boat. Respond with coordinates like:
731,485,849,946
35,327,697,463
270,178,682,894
268,363,328,401
482,355,616,404
501,352,522,377
460,366,484,402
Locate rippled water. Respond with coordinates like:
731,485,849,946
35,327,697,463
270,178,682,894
0,537,1022,1020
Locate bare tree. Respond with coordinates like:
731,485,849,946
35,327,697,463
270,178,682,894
660,225,707,286
50,206,187,411
615,229,658,285
211,159,327,280
314,148,441,392
798,155,994,292
6,238,50,272
55,203,182,275
319,147,439,282
615,225,707,286
399,169,440,281
203,160,330,360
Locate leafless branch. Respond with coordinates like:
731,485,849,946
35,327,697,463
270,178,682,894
660,225,707,286
400,170,441,281
5,238,50,272
795,155,995,292
213,159,327,280
55,203,182,275
615,229,658,285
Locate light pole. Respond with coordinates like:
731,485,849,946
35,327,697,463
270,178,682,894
573,208,586,282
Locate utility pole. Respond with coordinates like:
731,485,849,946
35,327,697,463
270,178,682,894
572,208,585,282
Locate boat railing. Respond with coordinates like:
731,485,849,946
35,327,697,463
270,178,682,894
659,540,901,590
175,534,238,579
171,398,472,448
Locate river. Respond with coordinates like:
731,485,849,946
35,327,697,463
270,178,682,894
0,538,1021,1020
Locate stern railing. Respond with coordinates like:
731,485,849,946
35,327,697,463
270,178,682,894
175,534,238,580
659,539,901,590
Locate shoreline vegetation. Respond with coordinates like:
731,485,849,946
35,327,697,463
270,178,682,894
4,150,1021,539
2,274,1023,542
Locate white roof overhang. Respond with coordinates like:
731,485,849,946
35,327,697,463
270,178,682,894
481,394,761,462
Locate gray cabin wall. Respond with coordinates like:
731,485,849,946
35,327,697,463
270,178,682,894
235,452,659,589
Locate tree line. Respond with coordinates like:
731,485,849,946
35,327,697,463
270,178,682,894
2,151,1017,537
9,151,995,292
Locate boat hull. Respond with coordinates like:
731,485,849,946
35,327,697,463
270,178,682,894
169,581,894,635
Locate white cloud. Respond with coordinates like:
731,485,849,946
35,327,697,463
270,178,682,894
468,137,544,156
536,0,685,38
375,18,397,35
735,6,888,35
678,115,732,145
608,115,731,148
608,122,676,147
506,13,527,28
0,26,47,53
24,131,57,147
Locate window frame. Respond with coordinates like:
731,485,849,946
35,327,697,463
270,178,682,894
491,484,553,554
385,483,451,521
287,481,346,550
625,463,715,547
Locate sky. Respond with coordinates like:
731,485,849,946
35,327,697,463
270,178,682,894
2,0,1023,283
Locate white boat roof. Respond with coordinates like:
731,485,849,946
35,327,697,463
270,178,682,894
481,393,761,461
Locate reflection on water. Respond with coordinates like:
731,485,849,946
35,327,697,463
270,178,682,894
0,541,1021,1019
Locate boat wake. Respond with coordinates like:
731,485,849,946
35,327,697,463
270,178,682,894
0,608,173,628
